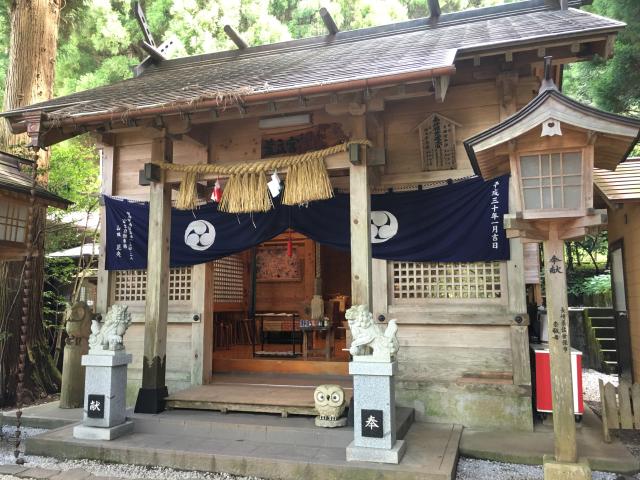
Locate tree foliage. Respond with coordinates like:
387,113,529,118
563,0,640,118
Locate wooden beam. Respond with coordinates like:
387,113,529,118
135,135,173,414
141,41,167,62
319,7,339,35
543,227,577,463
603,34,616,59
224,25,248,49
428,0,441,19
350,116,372,308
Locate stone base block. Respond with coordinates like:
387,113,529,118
543,455,591,480
73,420,134,441
315,417,347,428
346,439,406,464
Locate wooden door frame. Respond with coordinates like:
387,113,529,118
610,238,633,382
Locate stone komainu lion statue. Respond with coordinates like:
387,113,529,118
89,304,132,352
345,305,399,361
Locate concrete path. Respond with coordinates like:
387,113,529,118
24,408,461,480
460,407,639,475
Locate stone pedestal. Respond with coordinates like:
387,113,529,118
73,351,133,440
346,360,406,464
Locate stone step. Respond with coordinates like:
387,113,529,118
601,349,619,361
132,407,415,448
26,420,461,480
589,317,616,327
597,338,618,350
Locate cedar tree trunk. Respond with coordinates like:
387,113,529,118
0,0,62,406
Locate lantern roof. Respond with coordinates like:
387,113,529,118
464,87,640,181
0,151,71,209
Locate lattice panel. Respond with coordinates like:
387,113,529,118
392,261,502,300
213,255,244,303
113,267,192,302
419,114,457,171
0,200,28,243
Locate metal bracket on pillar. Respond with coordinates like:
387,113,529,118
349,144,361,165
140,163,161,184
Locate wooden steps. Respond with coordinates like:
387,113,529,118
586,308,619,374
213,357,349,375
166,373,352,416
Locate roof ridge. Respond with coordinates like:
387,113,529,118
147,0,582,74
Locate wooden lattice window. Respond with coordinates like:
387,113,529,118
391,261,502,301
113,267,192,303
0,199,28,243
213,255,244,303
520,151,583,210
415,113,460,171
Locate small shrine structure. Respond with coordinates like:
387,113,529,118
464,57,640,477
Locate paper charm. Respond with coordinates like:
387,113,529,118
268,171,281,198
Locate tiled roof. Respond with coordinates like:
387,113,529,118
594,159,640,202
0,152,71,208
0,2,624,122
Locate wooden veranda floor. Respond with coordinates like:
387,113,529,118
165,373,353,416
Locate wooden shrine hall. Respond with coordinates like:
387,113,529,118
1,0,636,433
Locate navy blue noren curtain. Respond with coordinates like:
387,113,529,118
105,174,509,270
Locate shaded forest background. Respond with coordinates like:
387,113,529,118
0,0,636,404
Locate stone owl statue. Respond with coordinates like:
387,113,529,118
314,385,346,426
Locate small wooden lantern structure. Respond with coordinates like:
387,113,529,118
465,58,640,471
0,150,70,260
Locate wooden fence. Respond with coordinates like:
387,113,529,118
599,379,640,442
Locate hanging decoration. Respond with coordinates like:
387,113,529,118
211,178,223,203
267,171,281,198
157,139,371,213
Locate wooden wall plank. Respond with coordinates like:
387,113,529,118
632,383,640,428
599,379,611,442
397,346,512,382
396,325,510,349
510,325,531,386
619,381,634,429
604,382,620,429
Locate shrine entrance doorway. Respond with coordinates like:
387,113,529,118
210,230,351,377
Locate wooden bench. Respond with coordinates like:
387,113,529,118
599,379,640,442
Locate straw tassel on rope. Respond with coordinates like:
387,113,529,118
282,156,333,206
160,139,371,213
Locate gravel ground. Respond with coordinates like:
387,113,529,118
455,458,619,480
0,425,264,480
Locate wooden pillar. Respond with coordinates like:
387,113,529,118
191,262,214,385
543,227,577,463
96,138,115,314
349,117,372,308
135,135,173,413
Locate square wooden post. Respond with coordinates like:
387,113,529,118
542,228,577,463
135,135,173,413
96,141,115,314
349,152,372,309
